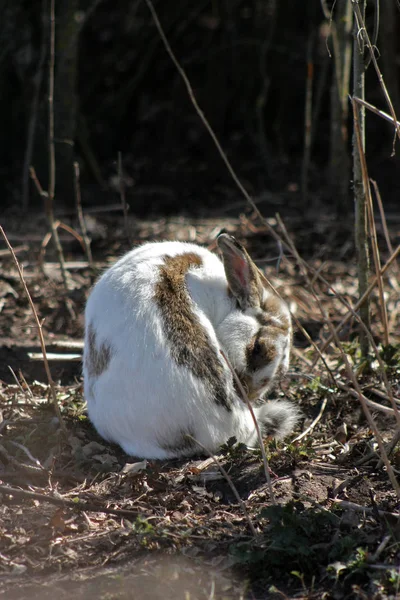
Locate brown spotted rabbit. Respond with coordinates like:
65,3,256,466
83,234,298,458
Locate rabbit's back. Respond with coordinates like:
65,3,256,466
83,241,238,457
85,241,232,349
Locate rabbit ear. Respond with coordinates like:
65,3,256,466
217,234,262,309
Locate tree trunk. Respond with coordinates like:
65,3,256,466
352,0,370,356
330,0,353,211
54,0,79,206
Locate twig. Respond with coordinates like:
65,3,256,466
74,161,93,268
18,371,34,398
0,444,45,475
351,1,400,145
269,221,400,498
0,244,28,257
353,98,389,346
316,243,400,356
39,220,86,270
8,367,32,402
275,214,337,385
44,0,70,290
0,483,141,519
370,387,400,404
303,261,400,426
325,327,400,498
186,435,257,537
7,441,44,468
0,227,66,432
370,535,392,562
353,96,400,129
281,228,400,428
336,383,396,416
144,0,262,221
22,0,47,210
220,350,276,505
275,213,400,427
28,352,81,362
333,498,399,520
291,397,328,443
370,178,400,281
375,429,400,470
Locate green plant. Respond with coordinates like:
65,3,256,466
219,436,249,461
230,502,341,576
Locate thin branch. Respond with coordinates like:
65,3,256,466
272,223,400,498
74,161,93,268
0,445,45,475
370,178,400,280
333,498,399,519
143,0,263,220
291,398,328,443
0,483,141,519
44,0,70,290
22,0,47,210
0,227,66,432
353,98,389,345
353,96,400,128
351,0,400,145
316,243,400,355
336,383,396,416
39,220,86,269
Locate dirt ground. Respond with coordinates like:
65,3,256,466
0,210,399,599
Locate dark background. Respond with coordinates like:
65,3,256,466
1,0,399,218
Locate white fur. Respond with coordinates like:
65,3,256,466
83,240,298,459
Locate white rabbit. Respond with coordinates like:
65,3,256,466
83,234,298,459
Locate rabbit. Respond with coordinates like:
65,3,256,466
83,234,299,459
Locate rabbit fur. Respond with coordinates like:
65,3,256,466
83,234,298,458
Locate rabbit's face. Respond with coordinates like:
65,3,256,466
217,234,292,401
240,316,291,400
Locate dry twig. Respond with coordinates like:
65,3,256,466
0,227,66,432
270,218,400,497
74,161,93,268
0,483,141,519
43,0,70,289
353,98,389,345
351,1,400,144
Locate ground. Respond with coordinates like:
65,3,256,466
0,210,399,599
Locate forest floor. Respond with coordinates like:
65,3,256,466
0,208,399,600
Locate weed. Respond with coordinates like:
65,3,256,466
219,436,249,461
230,502,342,577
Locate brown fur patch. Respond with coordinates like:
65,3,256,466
246,329,278,373
85,323,113,379
257,294,291,332
154,253,231,411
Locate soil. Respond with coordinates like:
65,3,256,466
0,210,399,599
